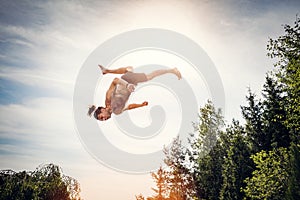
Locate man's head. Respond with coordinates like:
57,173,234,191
87,105,111,121
94,106,111,121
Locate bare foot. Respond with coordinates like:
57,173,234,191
173,68,182,80
126,66,133,72
98,65,108,74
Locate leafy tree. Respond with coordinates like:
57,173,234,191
0,163,81,200
190,101,225,200
164,137,196,200
243,148,289,200
0,170,37,200
267,15,300,143
137,137,196,200
192,100,224,157
265,15,300,200
150,166,169,200
220,121,253,200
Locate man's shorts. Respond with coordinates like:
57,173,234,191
121,72,147,85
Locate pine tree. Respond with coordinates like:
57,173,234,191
261,75,290,149
220,121,252,200
241,91,265,153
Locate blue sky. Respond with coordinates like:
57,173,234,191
1,0,299,199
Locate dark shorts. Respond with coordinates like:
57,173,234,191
121,72,147,85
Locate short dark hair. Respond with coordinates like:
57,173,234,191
93,107,105,120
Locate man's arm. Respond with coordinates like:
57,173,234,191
123,101,148,111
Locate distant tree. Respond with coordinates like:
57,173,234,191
243,148,289,200
0,163,82,200
0,169,37,200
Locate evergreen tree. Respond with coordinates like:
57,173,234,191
261,75,290,149
241,75,290,152
220,121,252,200
241,91,265,153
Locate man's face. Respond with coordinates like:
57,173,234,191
97,107,111,121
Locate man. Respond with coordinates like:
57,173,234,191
88,65,182,121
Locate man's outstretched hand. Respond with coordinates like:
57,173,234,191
142,101,148,106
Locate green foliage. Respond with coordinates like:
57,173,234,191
285,143,300,200
241,91,265,152
267,16,300,68
261,75,289,149
241,75,290,152
0,163,81,200
243,148,289,200
267,15,300,142
195,142,224,200
220,121,253,200
191,101,225,200
192,100,224,157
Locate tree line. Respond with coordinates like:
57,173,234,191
136,16,300,200
0,163,82,200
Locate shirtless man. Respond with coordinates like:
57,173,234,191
88,65,182,121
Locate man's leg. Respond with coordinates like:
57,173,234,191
146,68,182,80
120,67,182,85
99,65,133,75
